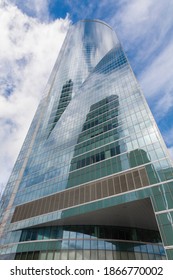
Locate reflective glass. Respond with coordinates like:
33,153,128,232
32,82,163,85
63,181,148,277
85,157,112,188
1,19,173,260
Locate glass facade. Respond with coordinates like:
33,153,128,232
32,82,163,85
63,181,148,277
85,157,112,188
0,19,173,260
14,225,165,260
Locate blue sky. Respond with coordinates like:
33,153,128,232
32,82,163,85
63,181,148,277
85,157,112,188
0,0,173,192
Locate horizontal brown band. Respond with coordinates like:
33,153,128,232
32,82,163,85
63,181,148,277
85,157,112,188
11,167,149,223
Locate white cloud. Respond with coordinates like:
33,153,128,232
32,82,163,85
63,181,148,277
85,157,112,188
153,91,173,121
139,40,173,99
9,0,51,21
0,2,70,189
112,0,173,56
162,126,173,148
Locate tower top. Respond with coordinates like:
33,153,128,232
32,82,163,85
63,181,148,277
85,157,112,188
79,19,113,30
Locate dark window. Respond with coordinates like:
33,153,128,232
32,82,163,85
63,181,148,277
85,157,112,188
91,155,95,163
116,145,120,155
81,159,85,167
95,154,100,162
77,160,81,169
100,151,105,160
110,147,116,156
86,157,91,166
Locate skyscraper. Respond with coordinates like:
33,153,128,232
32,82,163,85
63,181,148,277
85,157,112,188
1,19,173,260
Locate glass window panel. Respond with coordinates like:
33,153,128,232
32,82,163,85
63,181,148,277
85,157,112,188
120,251,128,259
83,250,90,260
50,228,58,239
54,252,61,260
105,241,113,250
142,253,149,260
91,240,97,249
91,250,98,259
39,252,47,260
148,254,156,260
128,252,135,260
76,250,83,260
68,250,75,260
147,244,154,254
98,240,105,250
84,239,90,249
26,230,32,241
140,244,147,253
106,250,113,260
76,239,83,250
61,250,68,260
26,252,34,260
69,231,76,239
98,250,105,260
31,230,37,240
33,251,39,260
68,239,76,249
20,252,27,260
155,255,161,260
134,252,142,260
153,245,160,254
47,251,54,260
20,230,27,241
37,228,44,240
15,253,21,260
62,240,69,249
44,228,51,239
159,245,166,256
134,245,141,252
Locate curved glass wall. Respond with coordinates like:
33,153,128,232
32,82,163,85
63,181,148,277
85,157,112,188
14,226,166,260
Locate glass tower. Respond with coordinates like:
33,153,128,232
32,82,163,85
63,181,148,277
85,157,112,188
1,19,173,260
